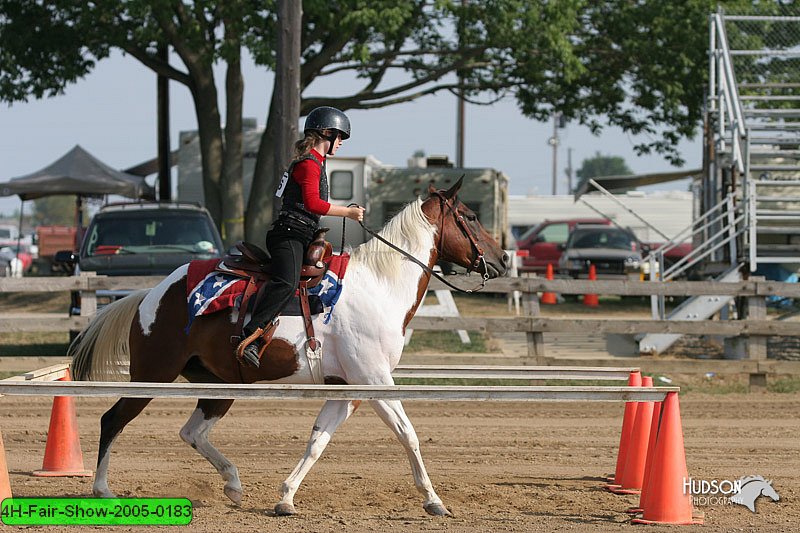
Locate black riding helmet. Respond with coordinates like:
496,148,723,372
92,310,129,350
304,106,351,155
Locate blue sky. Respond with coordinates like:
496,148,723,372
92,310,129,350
0,50,699,216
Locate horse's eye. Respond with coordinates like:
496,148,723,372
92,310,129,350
466,214,477,221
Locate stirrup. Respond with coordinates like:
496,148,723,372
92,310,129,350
235,319,280,366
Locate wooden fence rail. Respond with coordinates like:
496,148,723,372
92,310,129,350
4,275,800,297
1,274,798,362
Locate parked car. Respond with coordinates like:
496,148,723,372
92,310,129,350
55,202,224,316
558,224,646,280
0,248,12,277
0,244,33,273
0,224,19,246
515,218,611,274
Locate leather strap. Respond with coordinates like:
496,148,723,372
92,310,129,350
231,276,263,345
299,280,324,384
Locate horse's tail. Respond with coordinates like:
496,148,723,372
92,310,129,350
69,289,150,382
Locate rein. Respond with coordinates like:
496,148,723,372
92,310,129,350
341,200,489,294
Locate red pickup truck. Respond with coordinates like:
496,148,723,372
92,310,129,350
516,218,611,274
516,218,693,276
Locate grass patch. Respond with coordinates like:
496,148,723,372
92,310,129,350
403,330,491,353
395,377,524,386
392,378,626,387
676,380,749,394
0,331,70,356
0,291,70,313
768,377,800,393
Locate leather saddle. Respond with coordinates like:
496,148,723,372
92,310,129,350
218,229,333,355
221,228,332,289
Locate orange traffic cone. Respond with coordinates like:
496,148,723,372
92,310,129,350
609,376,654,494
627,397,663,514
632,392,703,525
541,263,557,305
32,370,92,477
0,430,12,501
584,264,599,307
604,371,641,484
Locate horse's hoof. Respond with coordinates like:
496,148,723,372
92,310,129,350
274,502,296,516
224,485,242,506
92,488,116,499
423,502,452,517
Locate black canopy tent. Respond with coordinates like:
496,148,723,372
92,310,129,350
0,145,154,200
0,145,155,254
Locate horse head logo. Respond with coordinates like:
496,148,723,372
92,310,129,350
729,475,780,513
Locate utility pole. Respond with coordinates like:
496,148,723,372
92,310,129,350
456,88,465,167
548,112,561,195
455,0,466,168
565,147,573,194
157,44,170,201
273,0,302,217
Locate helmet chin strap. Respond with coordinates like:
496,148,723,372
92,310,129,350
325,131,339,155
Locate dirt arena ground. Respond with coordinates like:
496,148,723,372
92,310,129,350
1,392,797,532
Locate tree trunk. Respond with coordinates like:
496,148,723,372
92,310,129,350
220,36,245,248
247,0,301,242
191,76,224,229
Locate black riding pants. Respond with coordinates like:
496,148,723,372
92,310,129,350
244,231,307,336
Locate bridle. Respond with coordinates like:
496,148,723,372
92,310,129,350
431,190,488,276
342,193,490,293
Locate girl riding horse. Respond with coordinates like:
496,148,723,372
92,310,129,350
238,106,364,366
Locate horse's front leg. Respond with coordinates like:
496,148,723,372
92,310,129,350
275,399,360,516
368,399,451,516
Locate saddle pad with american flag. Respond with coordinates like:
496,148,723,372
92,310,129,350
308,253,349,324
185,254,350,330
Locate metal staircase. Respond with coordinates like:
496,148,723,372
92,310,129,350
639,11,800,355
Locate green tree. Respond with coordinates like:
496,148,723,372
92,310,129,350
576,152,633,181
3,0,763,242
31,196,76,226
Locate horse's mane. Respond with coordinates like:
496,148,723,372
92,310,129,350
349,198,436,280
740,475,768,485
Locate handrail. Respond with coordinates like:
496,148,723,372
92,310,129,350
649,193,740,282
713,14,747,139
709,13,748,195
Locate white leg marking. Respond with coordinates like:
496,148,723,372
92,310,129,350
276,400,358,513
369,399,448,514
93,436,118,498
179,408,242,505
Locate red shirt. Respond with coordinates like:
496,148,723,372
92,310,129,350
291,149,331,216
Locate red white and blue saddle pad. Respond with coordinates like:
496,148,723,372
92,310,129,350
185,254,350,330
308,254,349,324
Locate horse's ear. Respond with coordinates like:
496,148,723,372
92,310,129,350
427,183,438,196
442,176,464,200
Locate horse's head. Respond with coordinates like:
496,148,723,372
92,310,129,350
760,479,780,502
422,177,509,279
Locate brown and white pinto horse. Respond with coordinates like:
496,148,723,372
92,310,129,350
70,178,509,517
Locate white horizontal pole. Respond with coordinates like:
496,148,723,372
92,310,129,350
392,365,638,381
0,381,676,403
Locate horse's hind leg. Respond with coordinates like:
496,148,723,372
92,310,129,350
369,399,451,516
94,397,153,498
179,399,241,505
275,399,360,516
